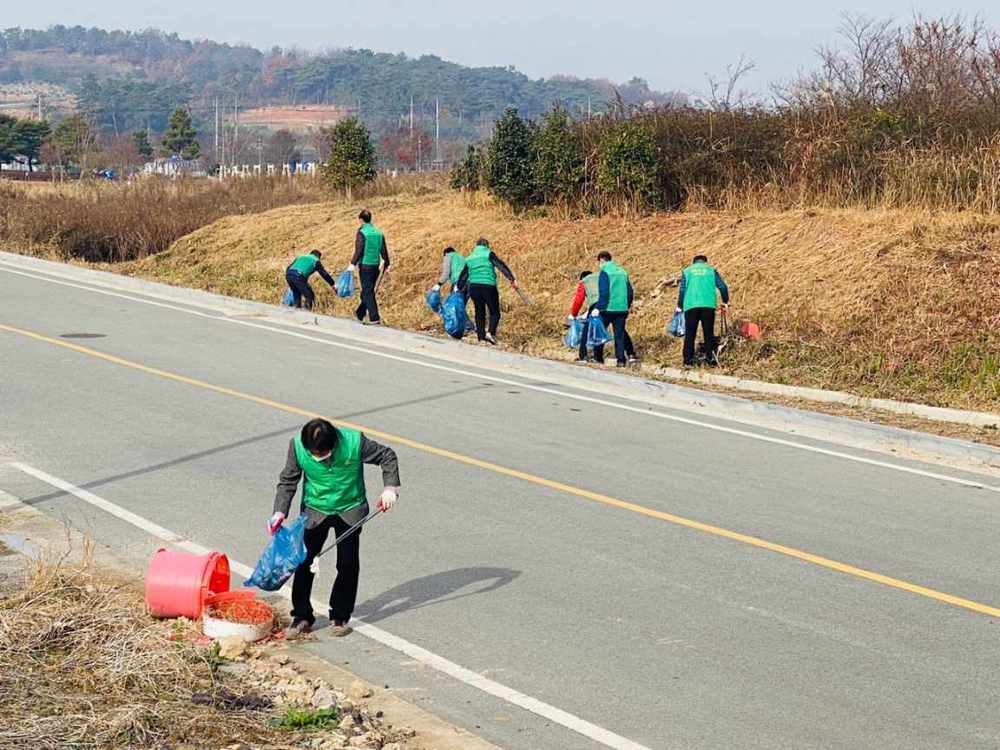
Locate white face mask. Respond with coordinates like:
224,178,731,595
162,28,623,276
310,451,332,462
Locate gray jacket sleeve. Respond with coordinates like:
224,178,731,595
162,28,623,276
360,434,401,488
273,439,301,516
437,255,452,286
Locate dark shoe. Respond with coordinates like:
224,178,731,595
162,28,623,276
284,618,313,639
484,333,497,345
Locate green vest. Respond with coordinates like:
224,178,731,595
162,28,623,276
360,223,384,265
581,272,600,307
682,262,718,311
602,261,630,313
293,429,366,516
448,252,467,284
465,245,497,286
290,254,319,277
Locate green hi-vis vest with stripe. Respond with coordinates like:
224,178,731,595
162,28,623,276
293,429,366,516
465,245,497,286
602,261,630,313
360,223,385,265
449,251,467,284
582,272,600,307
290,254,319,277
682,262,718,311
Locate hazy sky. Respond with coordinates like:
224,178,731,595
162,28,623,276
9,1,999,95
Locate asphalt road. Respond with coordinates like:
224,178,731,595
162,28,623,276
2,261,1000,750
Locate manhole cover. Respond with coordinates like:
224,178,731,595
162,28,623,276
59,333,106,339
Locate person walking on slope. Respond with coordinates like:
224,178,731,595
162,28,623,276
569,269,600,362
286,250,337,310
593,251,638,367
456,238,518,345
350,209,390,325
676,254,729,368
432,246,466,296
270,418,401,638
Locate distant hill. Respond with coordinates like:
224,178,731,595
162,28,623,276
0,26,682,140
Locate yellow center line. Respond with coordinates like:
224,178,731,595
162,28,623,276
4,321,999,619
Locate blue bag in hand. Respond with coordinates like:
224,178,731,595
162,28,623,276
587,316,612,347
281,288,295,306
668,310,686,338
442,291,467,338
335,270,355,297
244,515,307,591
426,287,442,313
564,318,584,348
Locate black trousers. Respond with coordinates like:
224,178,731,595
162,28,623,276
468,283,501,340
290,511,363,624
286,269,315,310
594,311,635,365
355,265,381,322
683,307,716,365
578,318,591,360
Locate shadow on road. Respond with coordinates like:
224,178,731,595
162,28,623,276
353,566,521,623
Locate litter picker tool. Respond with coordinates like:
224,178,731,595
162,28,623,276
316,508,384,559
512,283,532,306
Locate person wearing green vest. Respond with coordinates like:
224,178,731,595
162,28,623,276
285,250,337,310
270,418,401,638
569,270,601,361
432,246,467,295
349,209,391,325
455,238,518,344
676,254,729,367
594,251,638,367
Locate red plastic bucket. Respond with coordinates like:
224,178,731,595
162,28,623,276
145,548,230,619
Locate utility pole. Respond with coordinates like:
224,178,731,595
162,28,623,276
214,98,219,168
36,93,42,120
435,97,440,165
409,96,414,136
233,94,239,168
587,96,592,120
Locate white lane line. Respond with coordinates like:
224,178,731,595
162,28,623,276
10,460,651,750
3,263,998,494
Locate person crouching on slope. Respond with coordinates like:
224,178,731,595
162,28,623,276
568,269,600,362
270,418,401,638
286,250,336,310
456,238,518,345
432,246,467,297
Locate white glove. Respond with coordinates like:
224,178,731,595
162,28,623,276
377,487,398,512
675,307,682,313
590,309,601,318
267,511,285,535
347,263,357,272
432,284,441,292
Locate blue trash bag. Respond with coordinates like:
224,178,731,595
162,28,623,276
244,515,307,591
441,291,467,338
425,287,442,313
564,318,584,348
668,310,686,338
281,288,295,306
335,270,355,298
587,316,612,347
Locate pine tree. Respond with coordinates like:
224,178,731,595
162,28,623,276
533,105,583,206
132,129,153,160
319,117,377,198
161,108,200,159
484,108,538,211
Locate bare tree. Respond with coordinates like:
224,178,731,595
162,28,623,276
706,54,756,111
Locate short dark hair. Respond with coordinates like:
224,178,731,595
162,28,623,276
693,254,708,263
358,209,372,223
443,246,456,255
310,249,322,259
597,251,612,262
579,271,590,280
476,237,490,248
301,418,338,455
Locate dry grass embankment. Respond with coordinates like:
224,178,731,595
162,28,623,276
123,190,1000,414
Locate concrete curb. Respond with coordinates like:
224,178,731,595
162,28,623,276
2,252,998,476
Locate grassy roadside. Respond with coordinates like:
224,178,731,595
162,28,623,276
117,189,999,415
